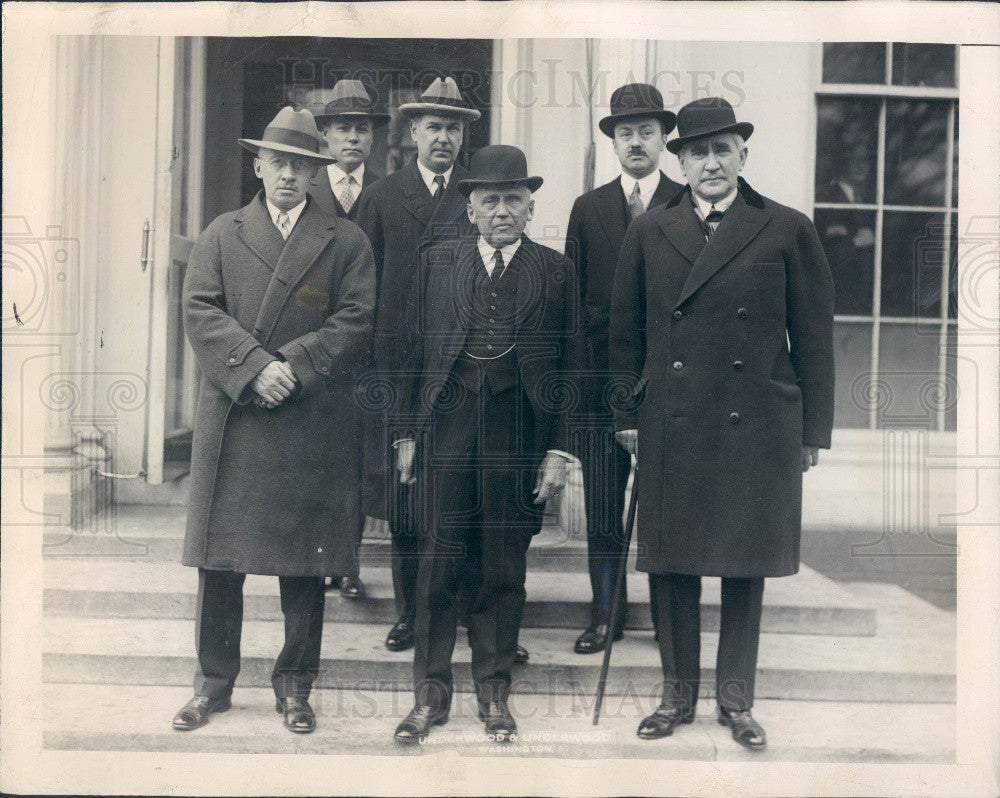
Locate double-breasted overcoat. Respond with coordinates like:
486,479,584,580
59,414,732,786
182,191,375,577
609,179,835,577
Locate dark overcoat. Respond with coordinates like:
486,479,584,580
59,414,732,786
609,179,835,577
353,161,474,517
397,235,580,461
308,165,380,222
182,192,375,577
565,171,683,414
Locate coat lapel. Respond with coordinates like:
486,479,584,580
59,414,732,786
308,169,340,218
649,171,682,210
513,237,542,329
420,163,470,246
252,197,336,344
673,192,772,309
594,179,630,248
401,161,435,229
437,238,480,364
234,193,286,273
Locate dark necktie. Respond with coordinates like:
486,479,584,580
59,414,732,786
628,182,644,220
703,206,725,239
491,249,504,280
432,174,446,203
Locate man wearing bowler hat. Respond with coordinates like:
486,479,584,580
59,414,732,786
355,77,526,664
610,98,834,749
173,107,375,734
310,79,389,226
391,145,579,743
565,82,683,656
310,79,390,601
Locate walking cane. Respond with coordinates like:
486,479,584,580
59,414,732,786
592,462,638,725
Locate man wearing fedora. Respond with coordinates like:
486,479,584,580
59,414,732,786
173,107,375,735
310,79,388,227
354,76,526,659
565,82,683,656
610,97,834,749
390,145,578,744
310,79,390,601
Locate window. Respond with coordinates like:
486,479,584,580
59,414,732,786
815,43,958,431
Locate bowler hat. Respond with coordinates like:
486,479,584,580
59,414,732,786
666,97,754,154
457,145,543,196
398,76,482,122
238,106,336,162
598,83,677,138
312,80,390,128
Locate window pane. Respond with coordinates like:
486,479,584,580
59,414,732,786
822,43,887,84
952,108,959,208
891,43,956,88
815,97,879,203
834,322,874,428
876,323,947,429
881,212,948,317
815,208,876,315
884,100,949,206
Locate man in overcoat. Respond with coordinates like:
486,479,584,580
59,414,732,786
172,107,375,734
565,83,682,655
309,79,389,600
390,145,578,744
610,98,835,749
354,76,500,655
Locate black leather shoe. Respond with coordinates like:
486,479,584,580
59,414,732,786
339,576,366,599
514,644,529,664
574,624,624,654
717,706,766,750
324,577,342,590
275,696,316,733
637,704,695,739
385,618,414,651
171,694,231,731
394,704,449,743
478,700,517,742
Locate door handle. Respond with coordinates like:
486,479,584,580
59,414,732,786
140,218,151,272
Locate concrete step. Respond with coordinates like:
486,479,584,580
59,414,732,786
42,683,954,763
43,558,877,636
42,614,955,703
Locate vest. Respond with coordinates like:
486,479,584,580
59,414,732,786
450,250,519,395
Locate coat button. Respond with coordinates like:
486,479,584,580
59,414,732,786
737,307,749,318
228,356,237,363
673,310,683,320
672,361,683,371
733,360,744,371
317,547,323,553
729,412,740,424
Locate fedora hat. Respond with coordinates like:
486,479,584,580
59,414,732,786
238,106,336,162
398,76,482,122
312,80,390,128
598,83,677,138
666,97,754,154
457,145,543,196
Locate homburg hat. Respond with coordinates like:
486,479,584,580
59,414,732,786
666,96,754,154
398,76,482,122
457,145,543,196
238,106,336,162
312,80,390,128
598,83,677,138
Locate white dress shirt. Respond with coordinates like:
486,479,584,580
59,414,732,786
326,162,365,194
265,197,307,238
477,235,522,278
416,160,454,195
620,170,662,212
691,185,739,222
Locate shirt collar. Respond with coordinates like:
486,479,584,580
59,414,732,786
620,170,661,203
477,235,522,274
265,196,307,230
416,159,454,194
691,185,739,220
327,162,364,188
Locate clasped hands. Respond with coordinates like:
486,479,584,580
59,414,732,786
395,440,569,504
251,361,299,409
